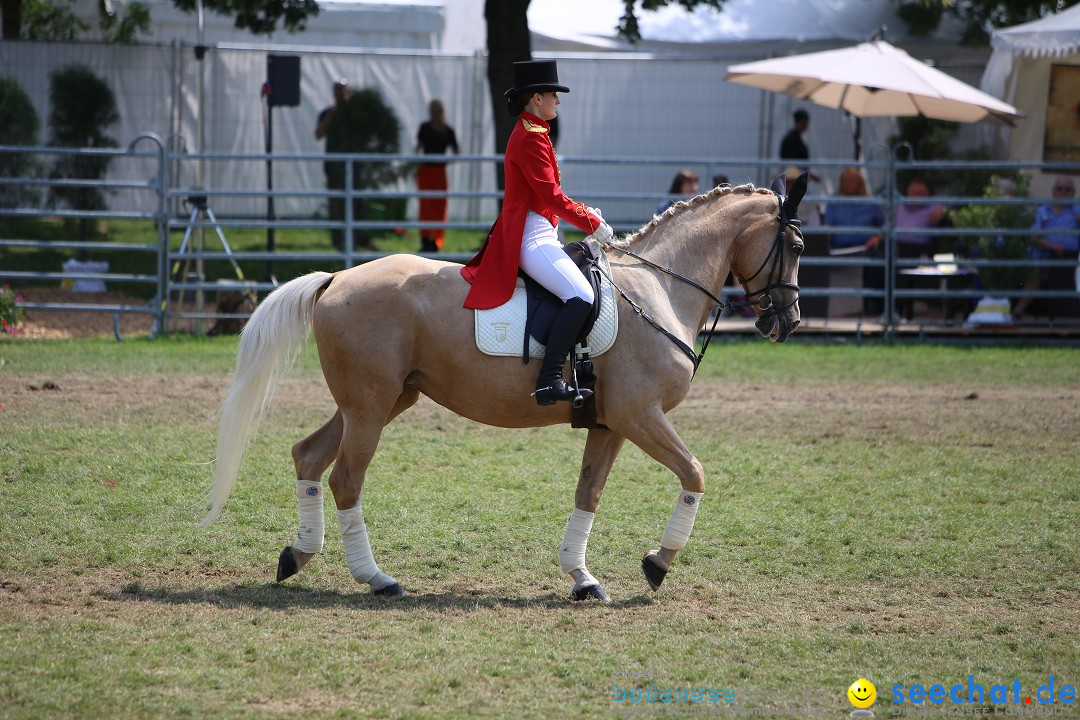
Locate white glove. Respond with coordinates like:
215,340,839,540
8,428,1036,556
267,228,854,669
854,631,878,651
592,221,614,244
587,206,604,220
588,221,628,249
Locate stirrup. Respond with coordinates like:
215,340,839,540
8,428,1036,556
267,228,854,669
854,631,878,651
532,379,593,406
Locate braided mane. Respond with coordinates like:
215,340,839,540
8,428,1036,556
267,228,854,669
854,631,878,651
623,182,772,246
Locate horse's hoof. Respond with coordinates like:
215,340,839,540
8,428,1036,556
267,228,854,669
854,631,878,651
276,546,299,583
571,583,610,602
641,553,668,591
372,581,404,597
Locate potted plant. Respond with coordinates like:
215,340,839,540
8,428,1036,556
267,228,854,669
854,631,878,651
951,174,1032,325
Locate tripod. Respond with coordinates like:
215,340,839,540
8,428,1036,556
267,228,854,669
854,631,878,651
170,194,246,334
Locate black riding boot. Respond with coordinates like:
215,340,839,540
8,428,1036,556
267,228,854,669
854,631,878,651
534,297,594,406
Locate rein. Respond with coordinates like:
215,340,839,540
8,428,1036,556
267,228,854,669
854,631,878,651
597,200,801,376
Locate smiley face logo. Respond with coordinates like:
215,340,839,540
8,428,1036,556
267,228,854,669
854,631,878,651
848,678,876,709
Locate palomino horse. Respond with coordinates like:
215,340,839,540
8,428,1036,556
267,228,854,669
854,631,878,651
203,175,806,601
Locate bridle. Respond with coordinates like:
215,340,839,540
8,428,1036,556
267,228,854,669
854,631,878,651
596,195,802,376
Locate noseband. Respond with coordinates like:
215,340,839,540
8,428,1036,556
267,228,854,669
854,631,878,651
736,218,803,315
599,197,801,376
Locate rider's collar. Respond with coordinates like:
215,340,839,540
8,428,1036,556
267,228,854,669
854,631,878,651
520,112,550,134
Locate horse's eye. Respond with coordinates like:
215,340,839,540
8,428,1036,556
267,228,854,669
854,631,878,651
791,242,804,256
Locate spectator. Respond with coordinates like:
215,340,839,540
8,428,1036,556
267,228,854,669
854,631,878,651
894,178,946,320
415,99,459,253
779,109,820,182
314,79,356,251
895,178,945,260
1013,175,1080,318
779,109,810,162
656,169,699,215
824,167,885,317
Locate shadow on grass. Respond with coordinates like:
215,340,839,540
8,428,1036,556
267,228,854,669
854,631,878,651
96,581,656,612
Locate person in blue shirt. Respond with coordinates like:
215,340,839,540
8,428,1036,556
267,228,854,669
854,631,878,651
824,167,885,315
1013,175,1080,318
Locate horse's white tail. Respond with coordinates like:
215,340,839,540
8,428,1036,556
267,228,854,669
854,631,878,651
201,271,334,527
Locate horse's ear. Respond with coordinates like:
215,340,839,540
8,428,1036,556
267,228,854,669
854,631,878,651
770,173,787,198
782,172,809,220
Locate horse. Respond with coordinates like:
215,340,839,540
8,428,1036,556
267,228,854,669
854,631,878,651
202,174,806,602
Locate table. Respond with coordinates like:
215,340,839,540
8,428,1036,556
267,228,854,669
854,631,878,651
898,266,978,324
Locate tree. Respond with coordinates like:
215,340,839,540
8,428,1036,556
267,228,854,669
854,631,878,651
0,75,40,230
18,0,87,40
47,65,118,245
889,0,1080,46
324,87,411,249
98,0,150,43
617,0,724,43
484,0,532,190
2,0,316,41
171,0,317,36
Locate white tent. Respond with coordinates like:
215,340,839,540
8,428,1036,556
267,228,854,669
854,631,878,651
981,5,1080,196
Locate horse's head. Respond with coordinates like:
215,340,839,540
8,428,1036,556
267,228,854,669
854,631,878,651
730,172,805,343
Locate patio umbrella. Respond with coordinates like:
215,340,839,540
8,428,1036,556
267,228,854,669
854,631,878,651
725,39,1024,158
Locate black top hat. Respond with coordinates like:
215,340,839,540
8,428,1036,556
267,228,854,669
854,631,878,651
503,60,570,99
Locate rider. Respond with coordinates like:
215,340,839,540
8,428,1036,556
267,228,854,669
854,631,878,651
461,60,614,405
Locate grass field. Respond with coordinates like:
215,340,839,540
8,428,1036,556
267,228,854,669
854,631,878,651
1,339,1078,719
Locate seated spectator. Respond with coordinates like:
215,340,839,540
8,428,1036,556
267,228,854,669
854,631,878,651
824,167,885,316
894,178,946,320
656,170,699,215
895,178,945,260
824,167,883,252
1013,175,1080,318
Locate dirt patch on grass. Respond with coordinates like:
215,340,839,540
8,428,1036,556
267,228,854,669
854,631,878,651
5,369,1078,449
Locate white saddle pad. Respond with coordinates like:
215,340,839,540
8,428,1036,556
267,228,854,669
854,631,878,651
475,262,618,359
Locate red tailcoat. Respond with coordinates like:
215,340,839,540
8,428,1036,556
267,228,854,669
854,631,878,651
461,112,601,309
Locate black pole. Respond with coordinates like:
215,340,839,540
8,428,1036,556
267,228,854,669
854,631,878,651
266,104,275,280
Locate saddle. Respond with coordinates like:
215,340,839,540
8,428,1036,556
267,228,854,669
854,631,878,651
473,238,614,429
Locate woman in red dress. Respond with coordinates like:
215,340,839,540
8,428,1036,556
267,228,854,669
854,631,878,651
461,60,613,405
415,99,459,252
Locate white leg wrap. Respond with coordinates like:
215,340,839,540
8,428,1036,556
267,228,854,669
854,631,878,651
559,508,595,574
337,499,393,588
660,491,703,551
294,480,325,554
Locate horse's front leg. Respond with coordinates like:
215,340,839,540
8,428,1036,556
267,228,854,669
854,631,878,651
616,408,705,592
561,428,625,602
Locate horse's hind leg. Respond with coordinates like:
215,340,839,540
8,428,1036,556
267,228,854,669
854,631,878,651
328,389,420,597
277,411,344,582
278,389,420,584
562,428,625,602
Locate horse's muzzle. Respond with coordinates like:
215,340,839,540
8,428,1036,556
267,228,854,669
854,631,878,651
756,309,799,343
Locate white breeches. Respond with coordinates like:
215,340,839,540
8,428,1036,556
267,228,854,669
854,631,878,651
519,212,594,304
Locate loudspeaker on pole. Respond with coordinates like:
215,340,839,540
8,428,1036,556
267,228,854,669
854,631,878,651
267,55,301,107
